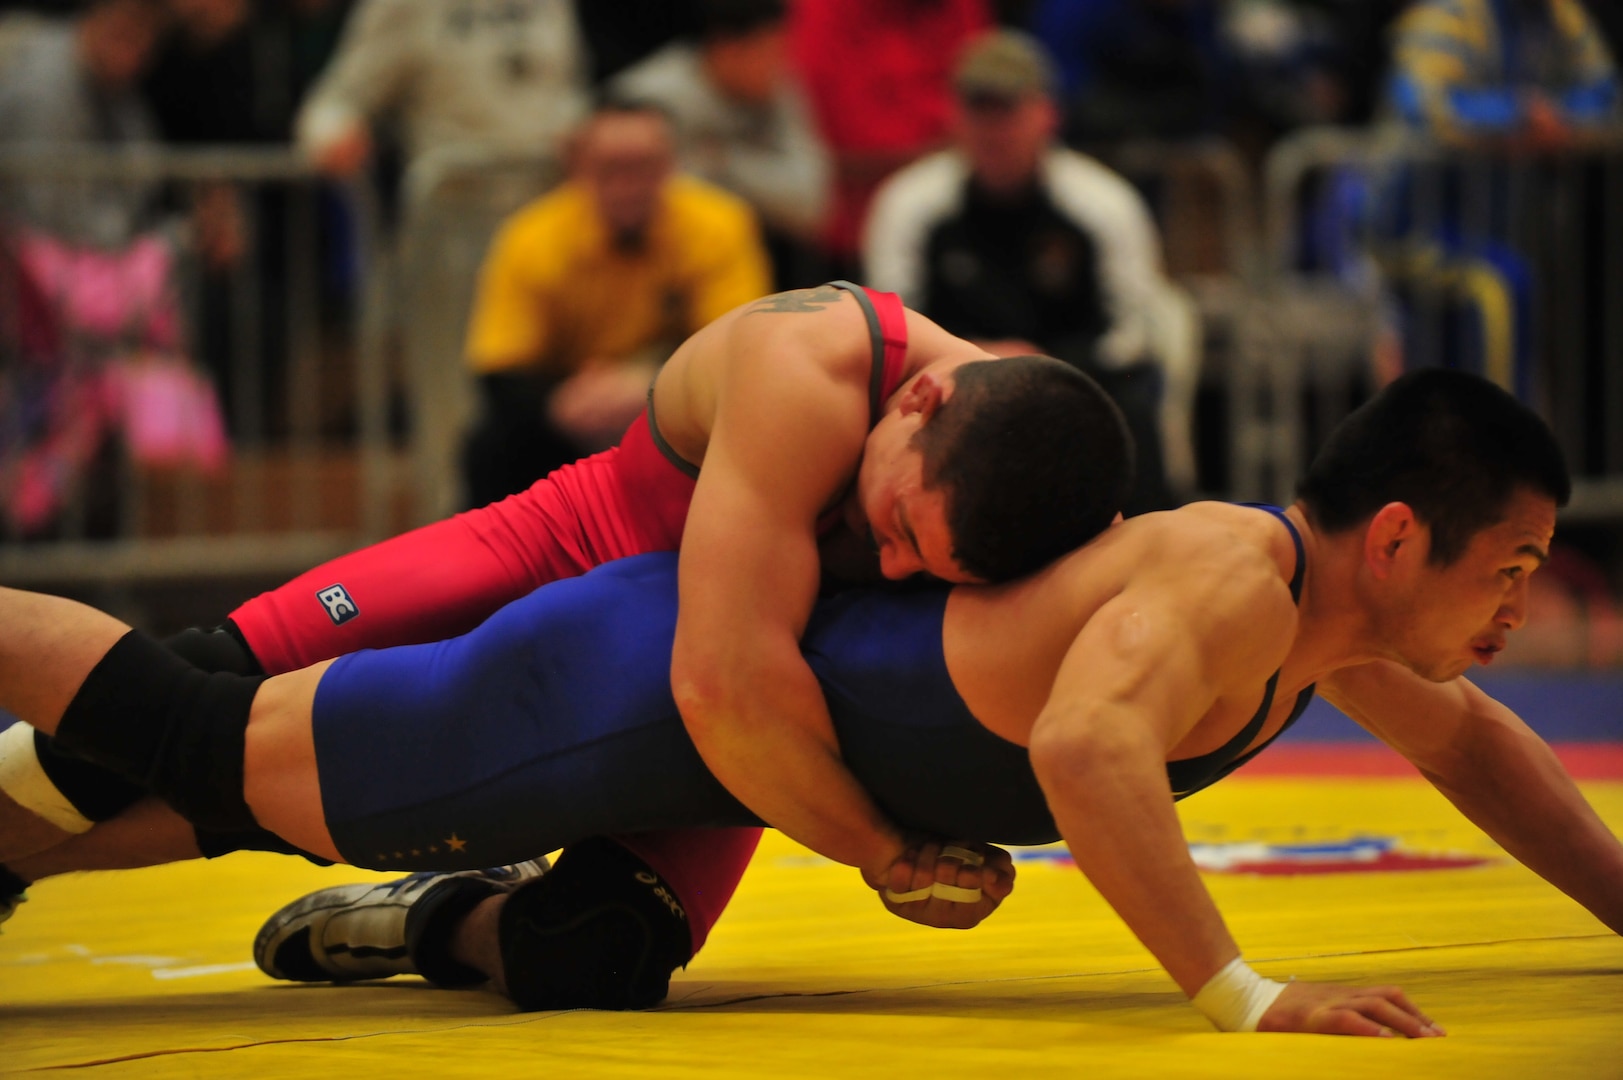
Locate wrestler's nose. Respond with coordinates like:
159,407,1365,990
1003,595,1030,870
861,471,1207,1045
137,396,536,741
1497,575,1530,631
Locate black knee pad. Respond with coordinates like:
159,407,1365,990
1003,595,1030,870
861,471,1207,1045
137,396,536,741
498,838,694,1012
28,622,264,825
163,623,264,677
54,630,263,832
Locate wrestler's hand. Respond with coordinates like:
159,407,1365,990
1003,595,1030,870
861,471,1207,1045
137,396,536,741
872,840,1015,930
1257,980,1446,1038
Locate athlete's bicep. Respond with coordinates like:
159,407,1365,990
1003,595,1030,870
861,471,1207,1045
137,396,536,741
676,342,866,655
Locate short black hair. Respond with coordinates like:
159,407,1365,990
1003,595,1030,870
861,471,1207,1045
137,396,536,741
588,94,676,128
699,0,786,38
1296,368,1570,564
914,355,1134,582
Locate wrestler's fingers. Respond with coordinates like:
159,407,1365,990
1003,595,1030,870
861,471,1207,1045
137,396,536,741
981,852,1016,900
1375,986,1441,1033
932,844,985,903
883,841,944,902
941,851,973,883
921,890,997,929
910,840,945,891
943,844,1014,900
1318,1009,1394,1039
976,845,1014,885
1357,992,1445,1039
884,842,989,907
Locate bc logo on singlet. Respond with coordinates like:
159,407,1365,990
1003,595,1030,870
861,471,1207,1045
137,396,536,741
316,583,360,626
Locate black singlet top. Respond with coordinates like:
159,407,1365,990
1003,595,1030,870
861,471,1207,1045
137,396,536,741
815,504,1318,844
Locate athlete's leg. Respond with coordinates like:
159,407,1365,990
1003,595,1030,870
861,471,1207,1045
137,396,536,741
0,588,129,737
230,464,614,674
240,664,339,859
259,837,695,1011
615,828,761,955
3,622,327,877
0,786,73,864
0,588,339,860
10,797,202,882
470,838,696,1009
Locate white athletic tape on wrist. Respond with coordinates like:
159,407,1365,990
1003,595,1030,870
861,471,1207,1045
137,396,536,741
1192,957,1288,1032
884,844,985,904
0,722,94,834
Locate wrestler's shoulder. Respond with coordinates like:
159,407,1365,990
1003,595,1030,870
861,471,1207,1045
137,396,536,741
716,286,875,381
1112,506,1293,600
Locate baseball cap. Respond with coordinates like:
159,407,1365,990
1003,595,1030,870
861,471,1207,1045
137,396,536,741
953,29,1058,102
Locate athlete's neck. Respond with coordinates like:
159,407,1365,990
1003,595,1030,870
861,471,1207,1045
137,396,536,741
1282,504,1406,682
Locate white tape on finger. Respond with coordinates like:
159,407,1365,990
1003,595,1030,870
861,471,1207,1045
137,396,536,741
882,843,988,903
939,844,984,867
883,881,984,904
927,882,982,903
884,885,935,904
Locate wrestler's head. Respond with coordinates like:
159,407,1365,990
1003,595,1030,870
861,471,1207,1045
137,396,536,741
1297,368,1569,681
78,0,169,90
852,355,1135,583
698,0,788,107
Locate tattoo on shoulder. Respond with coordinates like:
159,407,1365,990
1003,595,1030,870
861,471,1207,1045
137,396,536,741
745,285,846,315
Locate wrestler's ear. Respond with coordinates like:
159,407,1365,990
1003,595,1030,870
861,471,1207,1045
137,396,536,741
898,372,948,421
1364,502,1419,581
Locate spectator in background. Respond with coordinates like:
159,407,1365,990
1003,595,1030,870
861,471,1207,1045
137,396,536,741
1376,0,1618,469
145,0,273,147
144,0,354,147
865,29,1175,514
1276,0,1412,128
789,0,990,275
459,101,771,507
0,0,170,246
294,0,591,180
573,0,703,86
1387,0,1618,147
138,0,355,436
1030,0,1227,144
610,0,830,288
0,0,236,539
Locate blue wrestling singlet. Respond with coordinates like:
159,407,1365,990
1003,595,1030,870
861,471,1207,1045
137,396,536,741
313,507,1316,871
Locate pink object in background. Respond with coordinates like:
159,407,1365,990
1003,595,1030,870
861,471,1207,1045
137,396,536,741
109,354,228,473
14,231,181,349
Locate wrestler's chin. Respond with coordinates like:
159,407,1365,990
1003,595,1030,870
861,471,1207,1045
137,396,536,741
1408,655,1475,684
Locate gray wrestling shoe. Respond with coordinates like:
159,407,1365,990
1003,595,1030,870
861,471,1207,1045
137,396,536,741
254,860,547,984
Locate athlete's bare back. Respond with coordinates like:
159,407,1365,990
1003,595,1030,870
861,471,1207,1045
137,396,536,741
942,503,1310,762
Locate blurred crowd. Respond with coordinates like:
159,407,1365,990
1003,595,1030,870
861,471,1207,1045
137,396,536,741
1,0,1621,656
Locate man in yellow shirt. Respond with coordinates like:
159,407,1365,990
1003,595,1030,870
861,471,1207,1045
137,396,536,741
462,99,773,505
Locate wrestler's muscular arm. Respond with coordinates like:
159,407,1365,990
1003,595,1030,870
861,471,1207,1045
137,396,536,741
1027,556,1436,1036
671,296,909,883
1323,662,1623,936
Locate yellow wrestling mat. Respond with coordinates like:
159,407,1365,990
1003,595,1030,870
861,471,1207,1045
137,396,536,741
4,775,1621,1079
